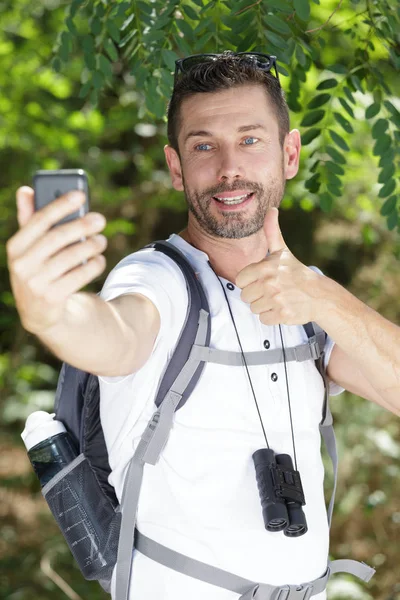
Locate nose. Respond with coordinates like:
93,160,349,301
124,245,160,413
216,148,245,183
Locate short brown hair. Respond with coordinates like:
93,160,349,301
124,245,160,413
167,54,290,155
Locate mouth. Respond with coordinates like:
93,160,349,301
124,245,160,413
212,192,255,210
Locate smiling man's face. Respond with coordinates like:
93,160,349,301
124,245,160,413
165,83,300,239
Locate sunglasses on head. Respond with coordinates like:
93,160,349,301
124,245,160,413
174,52,281,87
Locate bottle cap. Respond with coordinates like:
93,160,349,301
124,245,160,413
21,411,66,451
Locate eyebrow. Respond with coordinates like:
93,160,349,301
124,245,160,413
183,124,267,144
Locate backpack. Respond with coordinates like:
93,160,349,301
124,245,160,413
41,240,375,600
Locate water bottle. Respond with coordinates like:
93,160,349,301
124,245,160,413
21,411,78,487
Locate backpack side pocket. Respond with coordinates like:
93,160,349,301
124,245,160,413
42,453,121,583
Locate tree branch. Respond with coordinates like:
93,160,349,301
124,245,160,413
306,0,343,33
234,0,262,16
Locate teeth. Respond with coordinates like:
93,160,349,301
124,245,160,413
215,193,251,205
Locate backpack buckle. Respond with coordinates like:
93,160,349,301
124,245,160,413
273,583,314,600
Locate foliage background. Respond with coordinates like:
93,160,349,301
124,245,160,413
0,0,399,599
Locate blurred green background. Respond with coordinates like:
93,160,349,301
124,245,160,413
0,1,399,599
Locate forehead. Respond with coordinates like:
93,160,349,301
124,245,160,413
178,84,279,142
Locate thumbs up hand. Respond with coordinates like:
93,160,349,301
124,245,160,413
236,208,322,326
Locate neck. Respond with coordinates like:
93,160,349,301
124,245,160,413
178,222,268,284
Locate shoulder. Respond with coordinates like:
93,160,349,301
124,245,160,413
100,246,188,304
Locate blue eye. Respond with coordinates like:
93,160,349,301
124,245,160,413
196,143,212,151
244,137,257,145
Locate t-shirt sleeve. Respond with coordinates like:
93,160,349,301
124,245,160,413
308,265,344,397
97,248,188,385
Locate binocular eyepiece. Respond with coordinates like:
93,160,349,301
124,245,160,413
252,448,307,537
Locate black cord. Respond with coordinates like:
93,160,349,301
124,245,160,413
278,324,298,471
212,268,269,448
208,261,298,468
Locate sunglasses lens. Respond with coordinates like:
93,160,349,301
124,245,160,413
176,53,279,85
180,55,218,71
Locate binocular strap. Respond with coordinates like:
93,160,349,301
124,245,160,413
134,528,375,600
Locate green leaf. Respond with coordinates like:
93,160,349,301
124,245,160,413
301,128,320,145
92,70,105,90
119,29,136,48
300,110,325,126
182,4,199,20
371,118,389,139
176,18,195,40
325,161,345,176
294,0,310,20
333,112,354,134
365,102,380,119
384,100,400,119
327,183,342,197
338,97,354,118
66,17,77,35
378,179,396,198
307,94,330,109
316,78,338,90
90,16,103,36
329,129,350,152
104,38,119,62
378,164,395,184
81,34,95,53
373,135,391,157
265,14,292,35
305,173,320,193
325,145,346,165
380,195,397,216
326,64,347,74
78,80,92,99
98,54,113,79
106,21,121,43
319,192,333,212
70,0,84,18
387,211,398,231
51,56,62,73
343,85,355,104
263,0,293,12
295,43,307,67
266,30,288,50
379,149,395,168
162,49,179,72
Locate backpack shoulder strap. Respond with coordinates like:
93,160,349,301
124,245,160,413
145,240,212,411
303,321,338,527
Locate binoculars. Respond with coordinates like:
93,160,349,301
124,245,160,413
252,448,307,537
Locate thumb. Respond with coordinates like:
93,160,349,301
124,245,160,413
16,187,35,228
263,207,286,254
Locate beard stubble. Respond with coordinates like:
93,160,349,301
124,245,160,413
182,171,286,240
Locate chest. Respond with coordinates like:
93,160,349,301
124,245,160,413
172,269,325,447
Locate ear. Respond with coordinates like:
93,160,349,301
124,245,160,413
283,129,301,181
164,144,184,191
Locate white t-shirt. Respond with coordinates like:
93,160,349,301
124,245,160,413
98,234,343,600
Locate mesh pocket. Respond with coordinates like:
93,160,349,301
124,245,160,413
43,453,121,582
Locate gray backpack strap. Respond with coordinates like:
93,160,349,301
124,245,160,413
190,340,321,366
114,241,211,600
134,528,375,599
303,322,338,527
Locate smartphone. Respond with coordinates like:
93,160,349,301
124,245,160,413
33,169,90,228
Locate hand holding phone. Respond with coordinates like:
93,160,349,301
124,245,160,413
6,170,108,336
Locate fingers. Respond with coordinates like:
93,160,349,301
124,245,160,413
29,255,107,307
40,233,108,285
13,211,107,279
16,187,35,228
263,207,286,254
8,190,87,259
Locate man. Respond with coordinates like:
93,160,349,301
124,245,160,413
7,52,400,600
